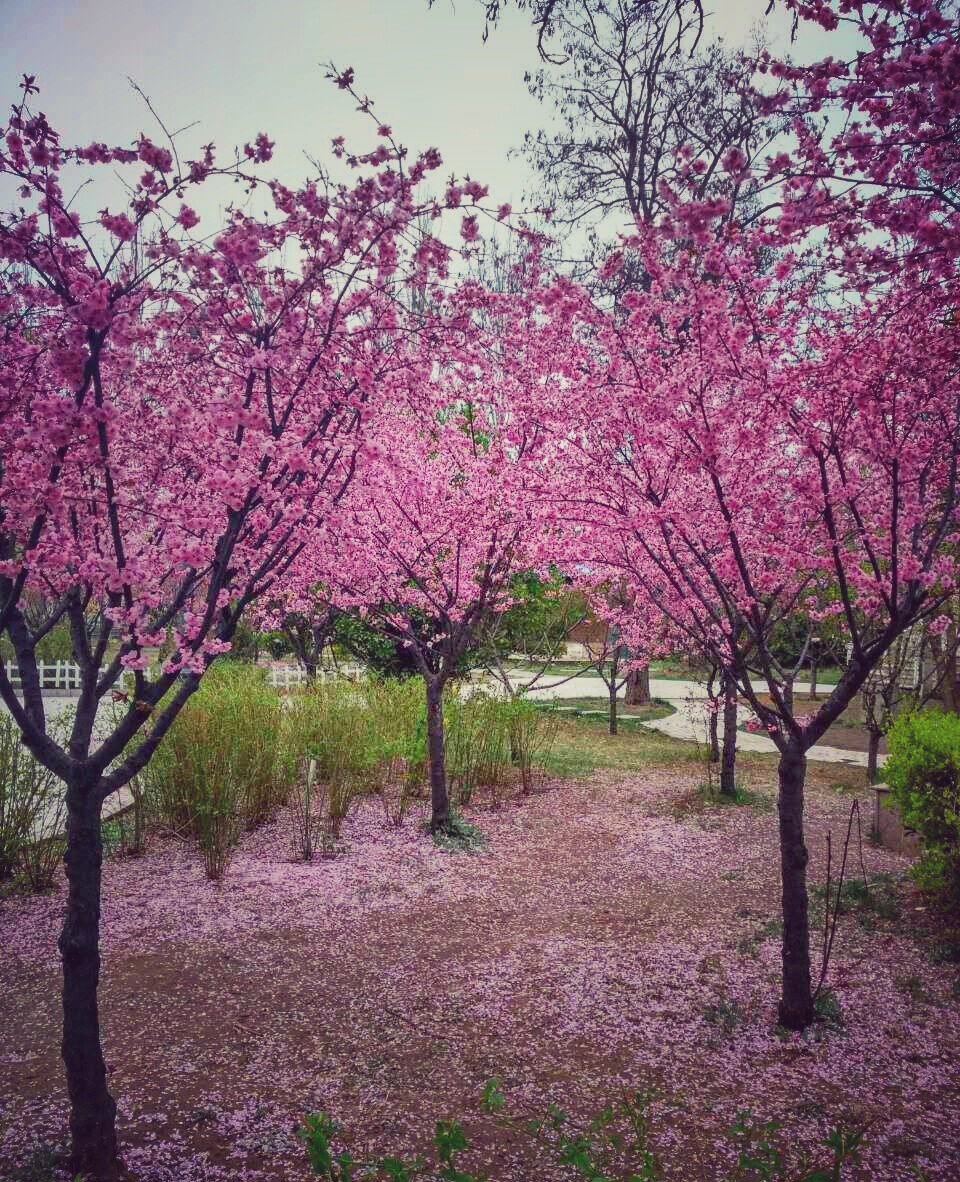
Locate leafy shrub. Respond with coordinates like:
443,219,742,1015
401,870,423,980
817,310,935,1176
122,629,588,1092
505,696,561,795
295,1078,868,1181
290,757,329,860
284,679,562,848
445,691,561,805
444,690,511,806
0,619,74,664
0,714,60,882
17,806,66,892
286,680,378,838
143,663,289,877
368,678,427,823
883,708,960,899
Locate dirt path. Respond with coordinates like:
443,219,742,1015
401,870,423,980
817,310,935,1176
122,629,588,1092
1,768,958,1181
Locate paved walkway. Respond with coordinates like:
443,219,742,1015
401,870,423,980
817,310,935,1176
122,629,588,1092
515,674,877,769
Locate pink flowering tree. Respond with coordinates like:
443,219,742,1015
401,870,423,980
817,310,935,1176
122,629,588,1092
309,399,540,832
550,232,959,1029
529,0,960,1030
0,72,494,1176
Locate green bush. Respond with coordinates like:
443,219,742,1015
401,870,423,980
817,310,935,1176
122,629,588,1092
0,713,65,891
505,696,561,795
884,708,960,899
367,677,428,822
284,680,563,846
143,662,290,877
444,690,512,806
0,619,74,665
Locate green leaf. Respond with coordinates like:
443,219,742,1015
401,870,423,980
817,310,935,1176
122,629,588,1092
481,1075,506,1113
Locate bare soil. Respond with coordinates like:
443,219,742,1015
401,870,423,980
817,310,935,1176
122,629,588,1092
1,763,957,1181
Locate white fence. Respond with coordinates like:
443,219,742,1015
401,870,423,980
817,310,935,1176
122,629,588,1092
264,663,363,688
3,660,83,691
3,659,363,694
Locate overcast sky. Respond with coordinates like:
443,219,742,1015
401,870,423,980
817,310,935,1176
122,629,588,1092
0,0,820,215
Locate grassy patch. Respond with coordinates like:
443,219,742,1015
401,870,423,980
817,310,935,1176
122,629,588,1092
895,974,937,1006
697,780,775,812
813,987,845,1031
811,872,903,930
540,715,705,780
538,696,675,721
703,998,745,1034
431,810,486,853
737,916,784,959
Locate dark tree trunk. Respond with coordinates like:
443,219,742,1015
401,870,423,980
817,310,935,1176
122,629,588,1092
624,665,650,705
608,681,618,735
930,628,960,712
809,654,818,701
303,653,318,683
59,773,119,1180
425,678,450,832
867,729,882,785
777,744,814,1030
720,674,737,798
708,705,720,763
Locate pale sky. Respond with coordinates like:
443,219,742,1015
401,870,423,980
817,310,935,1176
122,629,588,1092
0,0,805,216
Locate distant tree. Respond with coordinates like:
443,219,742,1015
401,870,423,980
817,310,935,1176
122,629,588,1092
521,0,767,239
306,407,539,832
477,572,590,696
430,0,706,64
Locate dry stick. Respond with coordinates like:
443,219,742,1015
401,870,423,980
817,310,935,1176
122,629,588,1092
856,797,869,887
815,800,863,999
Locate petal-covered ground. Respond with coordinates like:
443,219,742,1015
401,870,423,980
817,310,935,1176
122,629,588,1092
1,764,958,1181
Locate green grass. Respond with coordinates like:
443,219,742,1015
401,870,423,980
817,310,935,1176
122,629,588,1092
540,715,705,779
538,711,787,782
540,696,675,721
501,659,606,676
697,780,775,812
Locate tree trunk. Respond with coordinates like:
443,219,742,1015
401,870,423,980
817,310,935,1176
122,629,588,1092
708,704,720,763
608,681,618,735
720,674,737,798
425,678,450,832
867,729,882,785
777,745,814,1030
624,665,650,706
809,654,818,701
60,773,119,1180
303,654,318,683
930,628,960,713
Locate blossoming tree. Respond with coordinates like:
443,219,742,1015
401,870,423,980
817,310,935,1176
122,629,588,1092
529,0,960,1029
0,73,490,1176
309,395,541,832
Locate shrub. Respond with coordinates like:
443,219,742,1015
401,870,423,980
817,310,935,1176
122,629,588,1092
290,757,329,860
367,678,427,824
505,696,561,795
0,619,74,664
286,679,380,844
0,713,66,891
444,689,511,806
0,714,58,881
884,708,960,900
143,662,289,877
